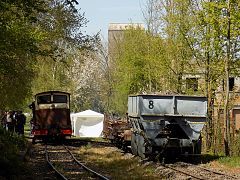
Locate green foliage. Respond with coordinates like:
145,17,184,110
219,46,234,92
0,0,99,111
231,134,240,156
107,0,240,156
143,0,240,154
30,0,100,111
112,28,168,113
110,1,202,114
194,0,240,80
198,0,240,154
0,127,27,176
0,0,47,110
218,156,240,167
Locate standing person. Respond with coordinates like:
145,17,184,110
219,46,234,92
6,111,14,132
29,101,36,136
13,111,18,133
1,111,7,129
16,111,26,135
28,101,35,120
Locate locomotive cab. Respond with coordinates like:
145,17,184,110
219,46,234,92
30,91,72,143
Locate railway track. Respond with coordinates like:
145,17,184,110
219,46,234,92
24,138,240,179
161,162,239,180
74,139,238,179
67,138,113,147
45,144,109,180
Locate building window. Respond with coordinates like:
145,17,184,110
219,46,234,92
186,78,198,91
222,78,235,91
229,77,234,91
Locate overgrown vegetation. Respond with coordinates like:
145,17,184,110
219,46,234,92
0,0,46,110
0,0,99,112
0,127,27,177
77,145,162,180
77,143,240,179
218,156,240,168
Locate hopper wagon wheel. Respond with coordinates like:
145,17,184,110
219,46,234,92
137,136,146,159
194,138,202,155
131,133,138,156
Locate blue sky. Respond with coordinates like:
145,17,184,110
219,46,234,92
77,0,145,40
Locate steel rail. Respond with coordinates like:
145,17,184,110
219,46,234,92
45,144,109,180
178,162,239,179
64,145,110,180
163,164,206,180
197,166,238,179
45,145,68,180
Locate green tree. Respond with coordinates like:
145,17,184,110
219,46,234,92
0,0,46,110
111,28,167,114
31,0,99,108
189,0,240,155
114,0,240,156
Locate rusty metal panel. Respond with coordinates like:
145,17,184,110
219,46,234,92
35,109,71,129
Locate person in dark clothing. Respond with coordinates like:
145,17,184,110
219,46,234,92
1,111,7,129
16,111,26,135
6,111,14,132
28,101,36,119
29,101,36,135
13,111,18,133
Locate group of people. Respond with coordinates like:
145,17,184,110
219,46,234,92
1,110,26,135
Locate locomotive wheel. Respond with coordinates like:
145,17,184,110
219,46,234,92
194,138,202,154
131,133,138,155
32,137,36,144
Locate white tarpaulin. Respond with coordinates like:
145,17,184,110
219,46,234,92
71,110,104,137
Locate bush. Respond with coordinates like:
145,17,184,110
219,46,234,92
0,127,27,177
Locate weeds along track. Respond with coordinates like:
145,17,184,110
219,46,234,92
45,144,109,180
161,162,239,180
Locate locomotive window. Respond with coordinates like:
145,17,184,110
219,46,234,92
53,95,68,103
37,95,51,104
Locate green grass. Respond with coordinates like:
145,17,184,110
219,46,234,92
77,145,164,180
74,137,108,142
218,156,240,168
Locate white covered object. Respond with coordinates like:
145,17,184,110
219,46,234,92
71,110,104,137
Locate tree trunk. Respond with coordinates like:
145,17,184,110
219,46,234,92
224,0,231,156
